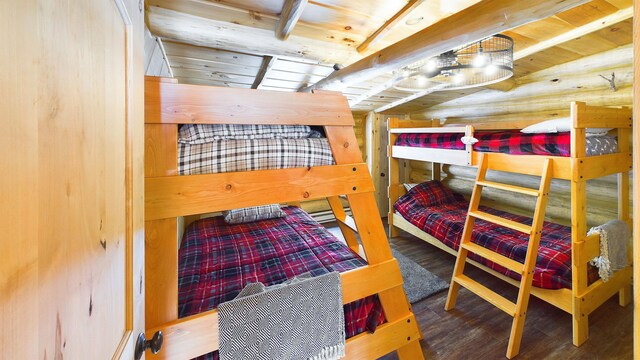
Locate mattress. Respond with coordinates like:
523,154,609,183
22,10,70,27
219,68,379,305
395,130,618,157
394,181,597,290
178,124,335,175
179,206,385,359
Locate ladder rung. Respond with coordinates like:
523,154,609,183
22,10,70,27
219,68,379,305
469,210,532,234
476,180,539,197
462,243,524,274
454,274,516,316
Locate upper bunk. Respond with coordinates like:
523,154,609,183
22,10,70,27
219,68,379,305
388,102,632,181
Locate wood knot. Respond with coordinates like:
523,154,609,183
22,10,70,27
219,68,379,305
303,192,310,198
225,184,232,190
343,142,349,148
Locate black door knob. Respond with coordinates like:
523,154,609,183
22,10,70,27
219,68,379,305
134,331,163,360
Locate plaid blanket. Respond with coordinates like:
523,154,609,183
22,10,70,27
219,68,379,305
179,206,384,359
394,181,597,289
179,138,335,175
178,124,319,144
395,131,617,157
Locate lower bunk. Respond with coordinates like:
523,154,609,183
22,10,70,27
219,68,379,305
390,180,631,344
179,206,385,359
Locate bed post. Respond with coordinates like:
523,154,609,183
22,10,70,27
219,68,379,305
325,124,424,359
144,122,180,329
617,123,632,306
570,102,589,346
431,119,442,181
388,118,401,238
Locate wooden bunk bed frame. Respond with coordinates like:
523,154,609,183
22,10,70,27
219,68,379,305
388,101,633,348
142,76,424,359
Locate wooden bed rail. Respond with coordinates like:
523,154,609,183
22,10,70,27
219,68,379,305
146,163,373,220
571,102,632,129
144,77,354,126
146,259,412,359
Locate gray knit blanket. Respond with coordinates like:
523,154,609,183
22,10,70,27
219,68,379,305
218,272,345,360
588,219,630,282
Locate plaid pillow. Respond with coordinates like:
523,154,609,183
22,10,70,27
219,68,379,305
401,181,465,207
223,204,286,224
179,124,314,144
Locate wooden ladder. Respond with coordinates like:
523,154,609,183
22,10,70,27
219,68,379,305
444,153,553,359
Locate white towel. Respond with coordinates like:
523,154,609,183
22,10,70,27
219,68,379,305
588,220,630,282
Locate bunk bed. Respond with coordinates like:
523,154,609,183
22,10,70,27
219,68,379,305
142,76,423,359
387,102,632,357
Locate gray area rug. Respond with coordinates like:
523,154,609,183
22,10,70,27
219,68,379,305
391,248,449,303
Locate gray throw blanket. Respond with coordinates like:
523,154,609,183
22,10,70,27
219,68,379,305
218,272,345,360
587,220,630,282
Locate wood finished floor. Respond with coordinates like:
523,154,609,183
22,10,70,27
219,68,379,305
379,230,633,360
326,221,633,359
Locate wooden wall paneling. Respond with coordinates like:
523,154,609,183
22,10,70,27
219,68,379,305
0,0,147,358
1,2,38,358
632,1,639,357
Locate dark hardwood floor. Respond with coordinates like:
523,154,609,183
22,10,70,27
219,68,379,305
385,231,633,360
326,221,633,359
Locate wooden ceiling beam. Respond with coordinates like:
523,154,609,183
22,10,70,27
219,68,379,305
252,56,277,89
146,0,365,51
304,0,592,93
276,0,308,41
514,6,632,60
356,0,424,53
146,6,362,66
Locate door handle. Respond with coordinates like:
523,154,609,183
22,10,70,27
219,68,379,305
134,331,163,360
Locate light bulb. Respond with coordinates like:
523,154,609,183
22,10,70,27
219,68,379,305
473,53,487,67
426,59,438,73
416,75,428,88
485,64,498,76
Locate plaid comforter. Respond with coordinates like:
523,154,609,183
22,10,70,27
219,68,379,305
395,181,588,289
179,206,384,359
395,130,616,157
179,138,335,175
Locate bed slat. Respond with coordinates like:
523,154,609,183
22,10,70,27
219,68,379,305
145,163,374,220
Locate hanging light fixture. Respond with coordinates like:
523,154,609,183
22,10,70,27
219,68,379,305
392,34,514,92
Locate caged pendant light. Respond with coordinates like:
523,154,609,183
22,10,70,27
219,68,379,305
392,34,514,92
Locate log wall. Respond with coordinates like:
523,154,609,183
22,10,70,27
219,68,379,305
404,44,633,227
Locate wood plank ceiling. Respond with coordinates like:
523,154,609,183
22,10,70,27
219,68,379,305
145,0,632,115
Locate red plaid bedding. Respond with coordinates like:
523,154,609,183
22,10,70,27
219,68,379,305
394,181,595,289
395,130,572,156
179,206,384,359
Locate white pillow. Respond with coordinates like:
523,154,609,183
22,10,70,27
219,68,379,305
520,118,611,136
404,183,418,191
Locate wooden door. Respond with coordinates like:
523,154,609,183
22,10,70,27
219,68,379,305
0,1,145,358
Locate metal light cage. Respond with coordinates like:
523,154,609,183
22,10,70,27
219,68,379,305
392,34,514,92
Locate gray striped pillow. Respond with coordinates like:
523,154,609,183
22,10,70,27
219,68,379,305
223,204,286,224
